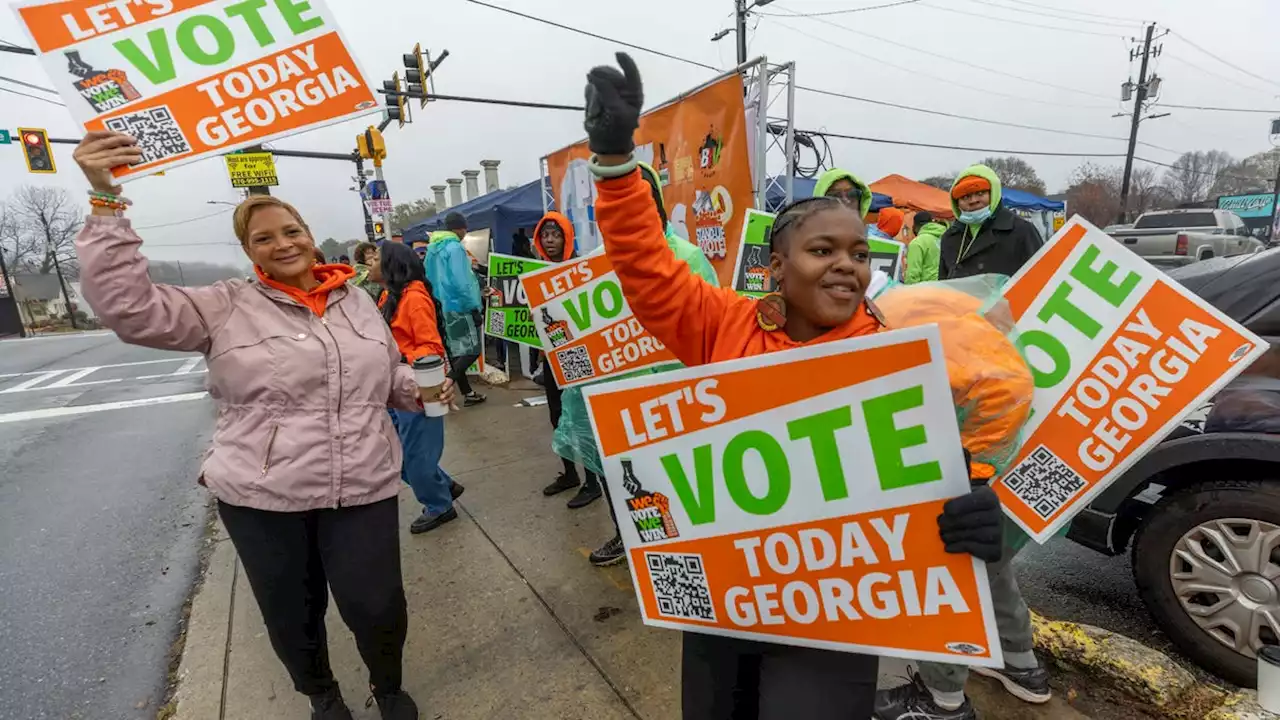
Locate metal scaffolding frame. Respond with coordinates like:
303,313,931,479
747,59,797,212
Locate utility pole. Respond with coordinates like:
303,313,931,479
1118,23,1162,224
735,0,748,65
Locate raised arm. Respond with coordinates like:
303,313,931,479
583,52,750,366
593,168,746,365
76,217,236,352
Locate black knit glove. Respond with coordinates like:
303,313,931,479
937,449,1004,563
584,52,643,156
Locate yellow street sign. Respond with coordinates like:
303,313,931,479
224,152,279,188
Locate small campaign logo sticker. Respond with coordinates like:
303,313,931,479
1230,343,1253,362
945,642,987,656
356,100,377,110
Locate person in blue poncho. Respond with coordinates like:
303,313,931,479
425,227,486,406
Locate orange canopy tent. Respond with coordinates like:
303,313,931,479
869,174,955,220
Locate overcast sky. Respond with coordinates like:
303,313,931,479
3,0,1278,265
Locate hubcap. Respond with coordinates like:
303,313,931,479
1170,518,1280,659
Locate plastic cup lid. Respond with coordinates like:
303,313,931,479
412,355,444,369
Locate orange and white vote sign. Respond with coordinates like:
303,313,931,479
996,217,1266,543
12,0,379,181
519,251,679,388
580,327,1003,665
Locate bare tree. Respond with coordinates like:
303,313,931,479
390,198,437,231
1162,150,1235,204
1127,164,1175,216
1209,148,1280,197
980,156,1047,195
918,174,957,191
1065,162,1122,227
6,186,82,277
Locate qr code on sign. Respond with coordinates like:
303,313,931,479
647,552,716,622
1001,445,1087,519
486,310,505,337
104,106,191,166
556,345,595,383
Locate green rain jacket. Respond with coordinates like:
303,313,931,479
905,222,946,284
813,167,873,218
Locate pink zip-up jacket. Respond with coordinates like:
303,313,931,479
75,216,421,512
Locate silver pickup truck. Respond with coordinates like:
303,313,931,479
1111,208,1263,267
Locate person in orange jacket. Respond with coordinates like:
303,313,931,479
581,53,1022,720
531,211,606,510
373,241,465,534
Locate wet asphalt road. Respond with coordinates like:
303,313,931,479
0,332,215,720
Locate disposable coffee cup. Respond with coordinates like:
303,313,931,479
1259,645,1280,712
412,355,448,417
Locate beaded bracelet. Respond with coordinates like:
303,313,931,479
88,190,131,209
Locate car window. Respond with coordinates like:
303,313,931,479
1133,212,1218,229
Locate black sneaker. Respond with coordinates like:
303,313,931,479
874,673,975,720
449,481,465,500
463,391,487,407
366,689,419,719
972,662,1052,703
589,535,626,567
542,472,579,496
567,483,602,509
309,687,354,720
409,507,457,534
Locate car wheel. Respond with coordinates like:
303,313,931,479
1132,479,1280,687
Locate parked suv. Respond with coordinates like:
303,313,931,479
1067,248,1280,687
1111,209,1263,267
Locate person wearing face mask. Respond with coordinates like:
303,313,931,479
580,52,1032,720
70,132,423,719
939,165,1042,280
813,169,896,296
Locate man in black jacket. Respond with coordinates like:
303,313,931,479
938,164,1043,280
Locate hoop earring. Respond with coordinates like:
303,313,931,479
756,292,787,332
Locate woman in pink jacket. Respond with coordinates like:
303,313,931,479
71,132,439,720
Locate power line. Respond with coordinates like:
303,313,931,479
796,127,1128,156
938,0,1137,29
993,0,1147,23
1134,155,1274,184
756,0,923,17
769,4,1118,103
135,209,234,231
0,86,65,106
916,1,1124,38
1168,29,1280,93
1160,55,1275,97
462,1,1179,152
1152,101,1280,114
770,18,1111,109
0,75,58,94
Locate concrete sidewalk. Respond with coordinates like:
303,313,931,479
169,386,1094,720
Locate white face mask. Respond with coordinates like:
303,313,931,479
959,206,993,225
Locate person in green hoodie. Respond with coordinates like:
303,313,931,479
905,211,945,284
813,167,873,219
350,241,383,302
938,164,1042,280
554,160,721,567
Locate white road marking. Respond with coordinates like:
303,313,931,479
44,366,121,389
0,357,201,379
0,371,68,394
0,392,210,424
173,357,201,375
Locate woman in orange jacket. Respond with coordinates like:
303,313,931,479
374,241,464,534
581,53,1016,720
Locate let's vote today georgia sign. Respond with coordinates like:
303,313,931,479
12,0,380,181
992,217,1266,543
581,327,1003,665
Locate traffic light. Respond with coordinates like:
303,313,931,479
18,128,55,174
356,126,386,163
403,43,429,109
373,221,385,236
383,72,407,128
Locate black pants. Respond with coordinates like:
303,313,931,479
450,352,478,395
218,497,408,696
681,633,878,719
542,365,599,490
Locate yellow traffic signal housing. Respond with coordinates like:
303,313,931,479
18,128,56,174
357,127,386,165
382,71,407,129
404,43,429,109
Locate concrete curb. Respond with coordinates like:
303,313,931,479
166,521,235,720
1030,612,1276,720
